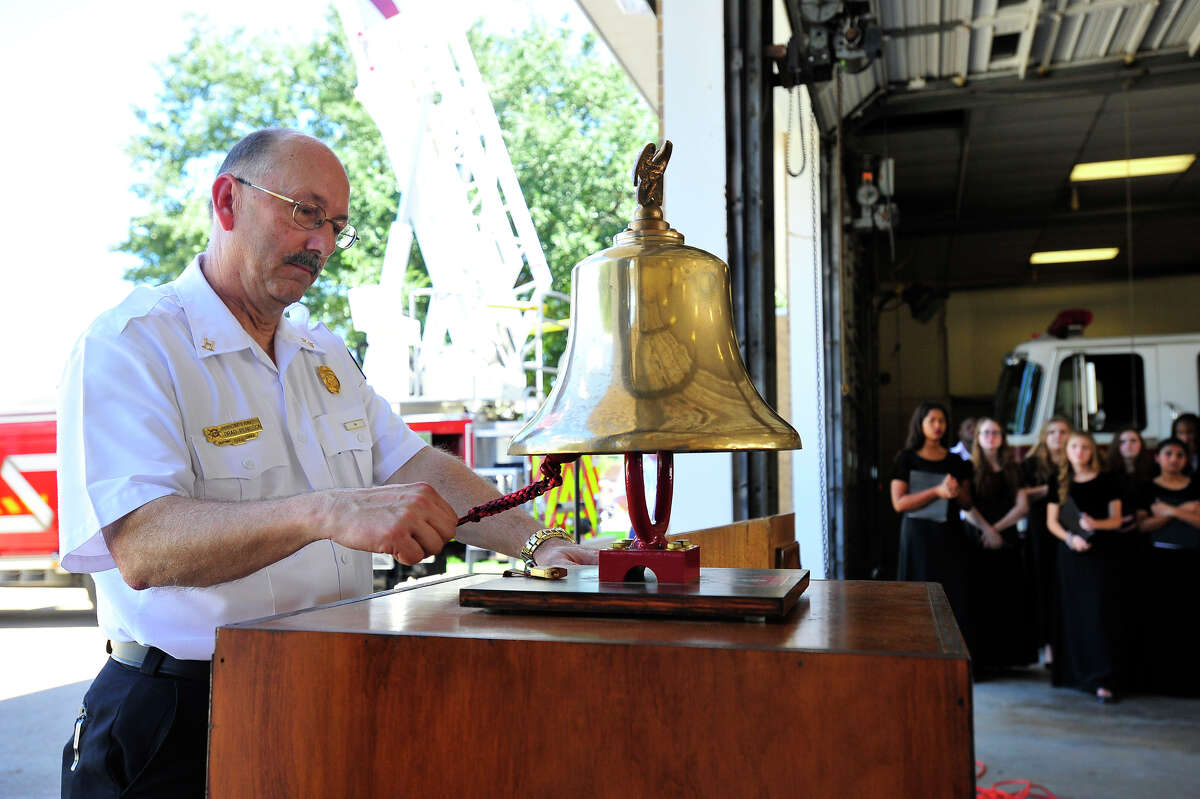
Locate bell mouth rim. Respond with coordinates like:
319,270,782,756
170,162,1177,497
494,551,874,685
509,435,803,457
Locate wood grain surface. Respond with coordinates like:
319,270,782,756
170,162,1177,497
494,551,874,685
209,578,973,797
667,512,796,569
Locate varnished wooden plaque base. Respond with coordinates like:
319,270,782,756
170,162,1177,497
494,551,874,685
458,566,809,619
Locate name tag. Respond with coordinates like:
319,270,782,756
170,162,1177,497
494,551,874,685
203,417,263,446
343,418,367,431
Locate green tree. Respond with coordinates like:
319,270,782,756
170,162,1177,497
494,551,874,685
468,21,658,373
119,10,403,351
121,11,655,372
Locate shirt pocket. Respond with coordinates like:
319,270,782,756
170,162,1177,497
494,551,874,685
313,412,374,488
189,434,290,501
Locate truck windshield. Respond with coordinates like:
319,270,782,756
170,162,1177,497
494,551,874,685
994,358,1042,435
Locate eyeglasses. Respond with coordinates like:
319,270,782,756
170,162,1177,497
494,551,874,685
234,177,358,250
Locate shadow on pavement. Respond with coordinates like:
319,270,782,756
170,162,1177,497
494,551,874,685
0,608,96,628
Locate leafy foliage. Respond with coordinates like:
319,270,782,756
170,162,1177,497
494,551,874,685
120,10,655,371
119,10,397,350
469,19,658,300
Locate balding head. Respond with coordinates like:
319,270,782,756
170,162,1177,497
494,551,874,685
211,129,345,217
217,129,292,182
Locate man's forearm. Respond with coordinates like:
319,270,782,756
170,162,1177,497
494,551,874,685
389,446,540,557
104,493,326,590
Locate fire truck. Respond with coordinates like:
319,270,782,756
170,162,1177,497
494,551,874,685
0,411,96,605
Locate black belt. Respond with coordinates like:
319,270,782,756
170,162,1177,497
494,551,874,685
107,640,211,682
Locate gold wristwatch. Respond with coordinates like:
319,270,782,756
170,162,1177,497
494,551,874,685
520,527,573,568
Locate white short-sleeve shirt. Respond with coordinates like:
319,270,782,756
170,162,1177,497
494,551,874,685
57,256,426,659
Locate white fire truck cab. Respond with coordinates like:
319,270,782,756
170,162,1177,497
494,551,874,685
994,324,1200,450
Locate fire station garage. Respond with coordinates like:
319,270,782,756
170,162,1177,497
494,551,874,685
5,1,1200,797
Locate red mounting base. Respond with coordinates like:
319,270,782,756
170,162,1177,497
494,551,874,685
598,546,701,583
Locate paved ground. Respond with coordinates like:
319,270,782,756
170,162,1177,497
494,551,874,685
973,666,1200,797
0,587,106,799
2,585,1198,798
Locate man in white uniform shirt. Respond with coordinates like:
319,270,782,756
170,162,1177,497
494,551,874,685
58,129,596,797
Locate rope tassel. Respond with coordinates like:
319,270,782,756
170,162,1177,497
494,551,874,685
456,454,580,526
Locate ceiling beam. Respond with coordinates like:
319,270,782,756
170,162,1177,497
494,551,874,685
1150,0,1184,49
1017,0,1044,80
934,260,1200,292
849,52,1200,124
1096,4,1126,58
1123,1,1159,62
1063,0,1090,61
898,201,1200,236
968,0,1155,28
1039,0,1071,75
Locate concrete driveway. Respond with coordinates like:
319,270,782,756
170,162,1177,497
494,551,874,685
0,587,106,799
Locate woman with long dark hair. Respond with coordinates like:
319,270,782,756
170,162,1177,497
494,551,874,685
1135,438,1200,695
1047,431,1127,703
964,418,1036,670
890,401,974,636
1020,416,1071,666
1104,426,1157,534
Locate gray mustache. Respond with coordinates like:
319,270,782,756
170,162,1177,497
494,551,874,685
285,252,322,273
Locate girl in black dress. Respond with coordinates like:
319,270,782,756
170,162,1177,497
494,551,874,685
1104,426,1157,533
890,401,975,638
1135,438,1200,694
1101,426,1156,688
1137,438,1200,534
1047,431,1127,703
1021,416,1071,666
964,418,1036,670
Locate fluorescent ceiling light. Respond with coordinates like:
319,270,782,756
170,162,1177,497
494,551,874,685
1029,248,1119,265
1070,154,1195,182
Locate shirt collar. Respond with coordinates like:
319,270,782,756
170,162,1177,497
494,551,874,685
276,304,326,355
174,256,324,358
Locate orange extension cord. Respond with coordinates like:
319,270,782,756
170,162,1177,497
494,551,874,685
976,761,1059,799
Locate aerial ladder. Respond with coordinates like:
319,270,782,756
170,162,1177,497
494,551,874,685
334,0,562,406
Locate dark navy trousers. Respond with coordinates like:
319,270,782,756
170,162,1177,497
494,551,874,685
61,657,209,798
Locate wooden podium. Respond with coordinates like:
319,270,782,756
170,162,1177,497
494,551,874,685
209,578,973,797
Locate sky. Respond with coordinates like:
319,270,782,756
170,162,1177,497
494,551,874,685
0,0,592,412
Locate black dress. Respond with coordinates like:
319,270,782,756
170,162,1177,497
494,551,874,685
1050,472,1131,693
1021,457,1058,651
968,464,1037,669
893,450,974,637
1135,478,1200,695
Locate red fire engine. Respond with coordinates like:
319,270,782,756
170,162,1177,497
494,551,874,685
0,411,96,604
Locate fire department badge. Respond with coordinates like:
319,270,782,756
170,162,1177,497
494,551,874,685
317,365,341,395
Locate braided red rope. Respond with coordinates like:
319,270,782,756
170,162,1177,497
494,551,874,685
457,454,580,526
975,761,1058,799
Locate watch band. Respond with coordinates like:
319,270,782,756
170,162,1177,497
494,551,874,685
520,527,573,567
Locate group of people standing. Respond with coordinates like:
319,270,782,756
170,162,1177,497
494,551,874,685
891,404,1200,704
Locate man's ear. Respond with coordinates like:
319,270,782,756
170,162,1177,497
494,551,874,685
212,174,237,231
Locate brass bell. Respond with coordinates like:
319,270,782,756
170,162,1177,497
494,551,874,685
509,141,801,457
